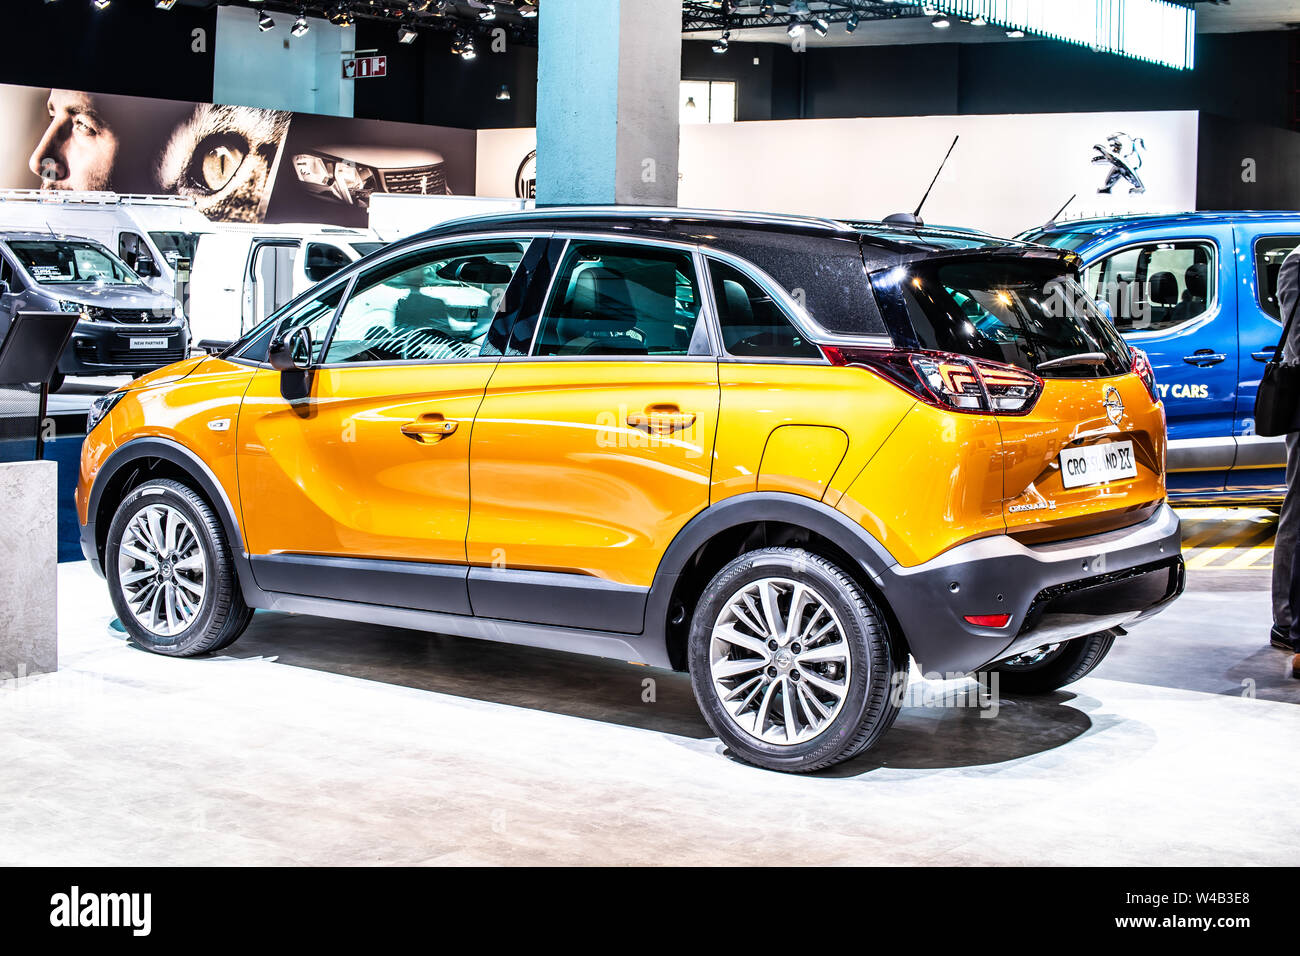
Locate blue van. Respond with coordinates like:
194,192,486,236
1021,212,1300,506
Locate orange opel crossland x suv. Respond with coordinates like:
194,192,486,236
78,209,1183,772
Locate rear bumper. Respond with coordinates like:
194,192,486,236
882,503,1184,674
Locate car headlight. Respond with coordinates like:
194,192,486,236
87,390,126,434
58,300,85,315
293,152,378,206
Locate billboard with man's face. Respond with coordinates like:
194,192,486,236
0,82,476,226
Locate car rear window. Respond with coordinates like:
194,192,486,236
870,256,1133,378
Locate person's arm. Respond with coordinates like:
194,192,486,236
1279,248,1300,362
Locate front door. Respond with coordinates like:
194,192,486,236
236,238,530,613
466,238,719,632
1082,228,1237,498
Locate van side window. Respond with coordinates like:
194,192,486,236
1083,241,1215,333
1255,236,1300,320
305,243,351,284
533,242,706,357
708,259,821,359
118,232,157,277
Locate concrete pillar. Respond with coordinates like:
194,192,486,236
0,461,57,679
536,0,682,206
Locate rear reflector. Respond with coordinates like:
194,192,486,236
963,613,1012,628
822,346,1043,416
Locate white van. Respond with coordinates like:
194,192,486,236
368,193,532,241
0,190,210,305
188,224,385,346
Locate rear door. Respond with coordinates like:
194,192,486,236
1080,227,1237,499
1230,226,1300,498
244,239,299,331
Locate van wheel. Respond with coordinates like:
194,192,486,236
688,547,901,773
105,478,251,657
979,630,1117,695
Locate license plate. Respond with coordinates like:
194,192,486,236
129,337,168,350
1059,440,1138,489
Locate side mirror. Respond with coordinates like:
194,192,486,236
268,327,313,403
196,338,233,355
268,326,311,372
135,256,159,278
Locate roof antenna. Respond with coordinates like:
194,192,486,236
1045,193,1076,227
884,134,959,228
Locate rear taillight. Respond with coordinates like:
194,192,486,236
822,346,1043,416
1131,347,1158,402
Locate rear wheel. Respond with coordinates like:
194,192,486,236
978,630,1117,695
105,478,252,657
688,547,902,773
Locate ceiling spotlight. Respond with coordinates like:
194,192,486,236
788,0,810,17
811,17,829,37
1005,28,1025,38
496,84,511,101
329,5,353,26
258,13,275,31
971,15,988,26
478,3,497,22
155,0,177,9
453,32,477,60
292,14,309,36
398,23,418,43
92,0,111,9
845,13,859,33
712,32,730,54
787,19,805,38
515,1,537,16
931,14,951,29
759,1,774,14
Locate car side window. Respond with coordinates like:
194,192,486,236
532,241,707,357
708,259,821,359
236,284,344,364
0,254,14,290
324,240,526,365
1084,240,1215,333
1255,236,1300,320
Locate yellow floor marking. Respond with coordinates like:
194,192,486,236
1220,546,1275,570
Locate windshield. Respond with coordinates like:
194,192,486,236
871,257,1132,378
7,240,142,286
149,231,203,266
1019,230,1097,252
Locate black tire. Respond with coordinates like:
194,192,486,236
48,371,64,392
688,547,902,773
105,478,252,657
979,630,1117,695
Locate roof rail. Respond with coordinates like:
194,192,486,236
423,205,857,234
0,188,200,209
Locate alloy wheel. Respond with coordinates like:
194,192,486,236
708,576,854,746
117,503,208,638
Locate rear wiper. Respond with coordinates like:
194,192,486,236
1036,352,1109,371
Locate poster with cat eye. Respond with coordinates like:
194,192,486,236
0,83,475,227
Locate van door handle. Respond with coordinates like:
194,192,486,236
400,417,458,444
1252,346,1279,363
1182,350,1226,367
627,404,696,434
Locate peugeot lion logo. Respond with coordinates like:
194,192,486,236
1103,386,1125,425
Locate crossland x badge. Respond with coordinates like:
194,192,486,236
1103,385,1125,425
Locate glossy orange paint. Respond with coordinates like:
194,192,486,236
466,359,719,586
77,357,255,526
998,374,1167,541
236,362,495,562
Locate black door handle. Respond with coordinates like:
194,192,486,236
1182,349,1226,367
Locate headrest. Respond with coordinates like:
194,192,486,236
1148,271,1179,306
1184,263,1208,299
721,279,753,325
569,267,636,328
454,258,514,285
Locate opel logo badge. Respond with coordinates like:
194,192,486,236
1103,386,1124,425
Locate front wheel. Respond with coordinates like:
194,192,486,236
105,478,252,657
688,547,903,773
978,630,1117,695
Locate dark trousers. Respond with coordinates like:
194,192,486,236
1279,434,1300,643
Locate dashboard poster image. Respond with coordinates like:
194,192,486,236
0,82,475,226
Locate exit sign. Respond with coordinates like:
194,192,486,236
342,56,387,79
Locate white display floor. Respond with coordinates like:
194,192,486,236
1,561,1296,865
